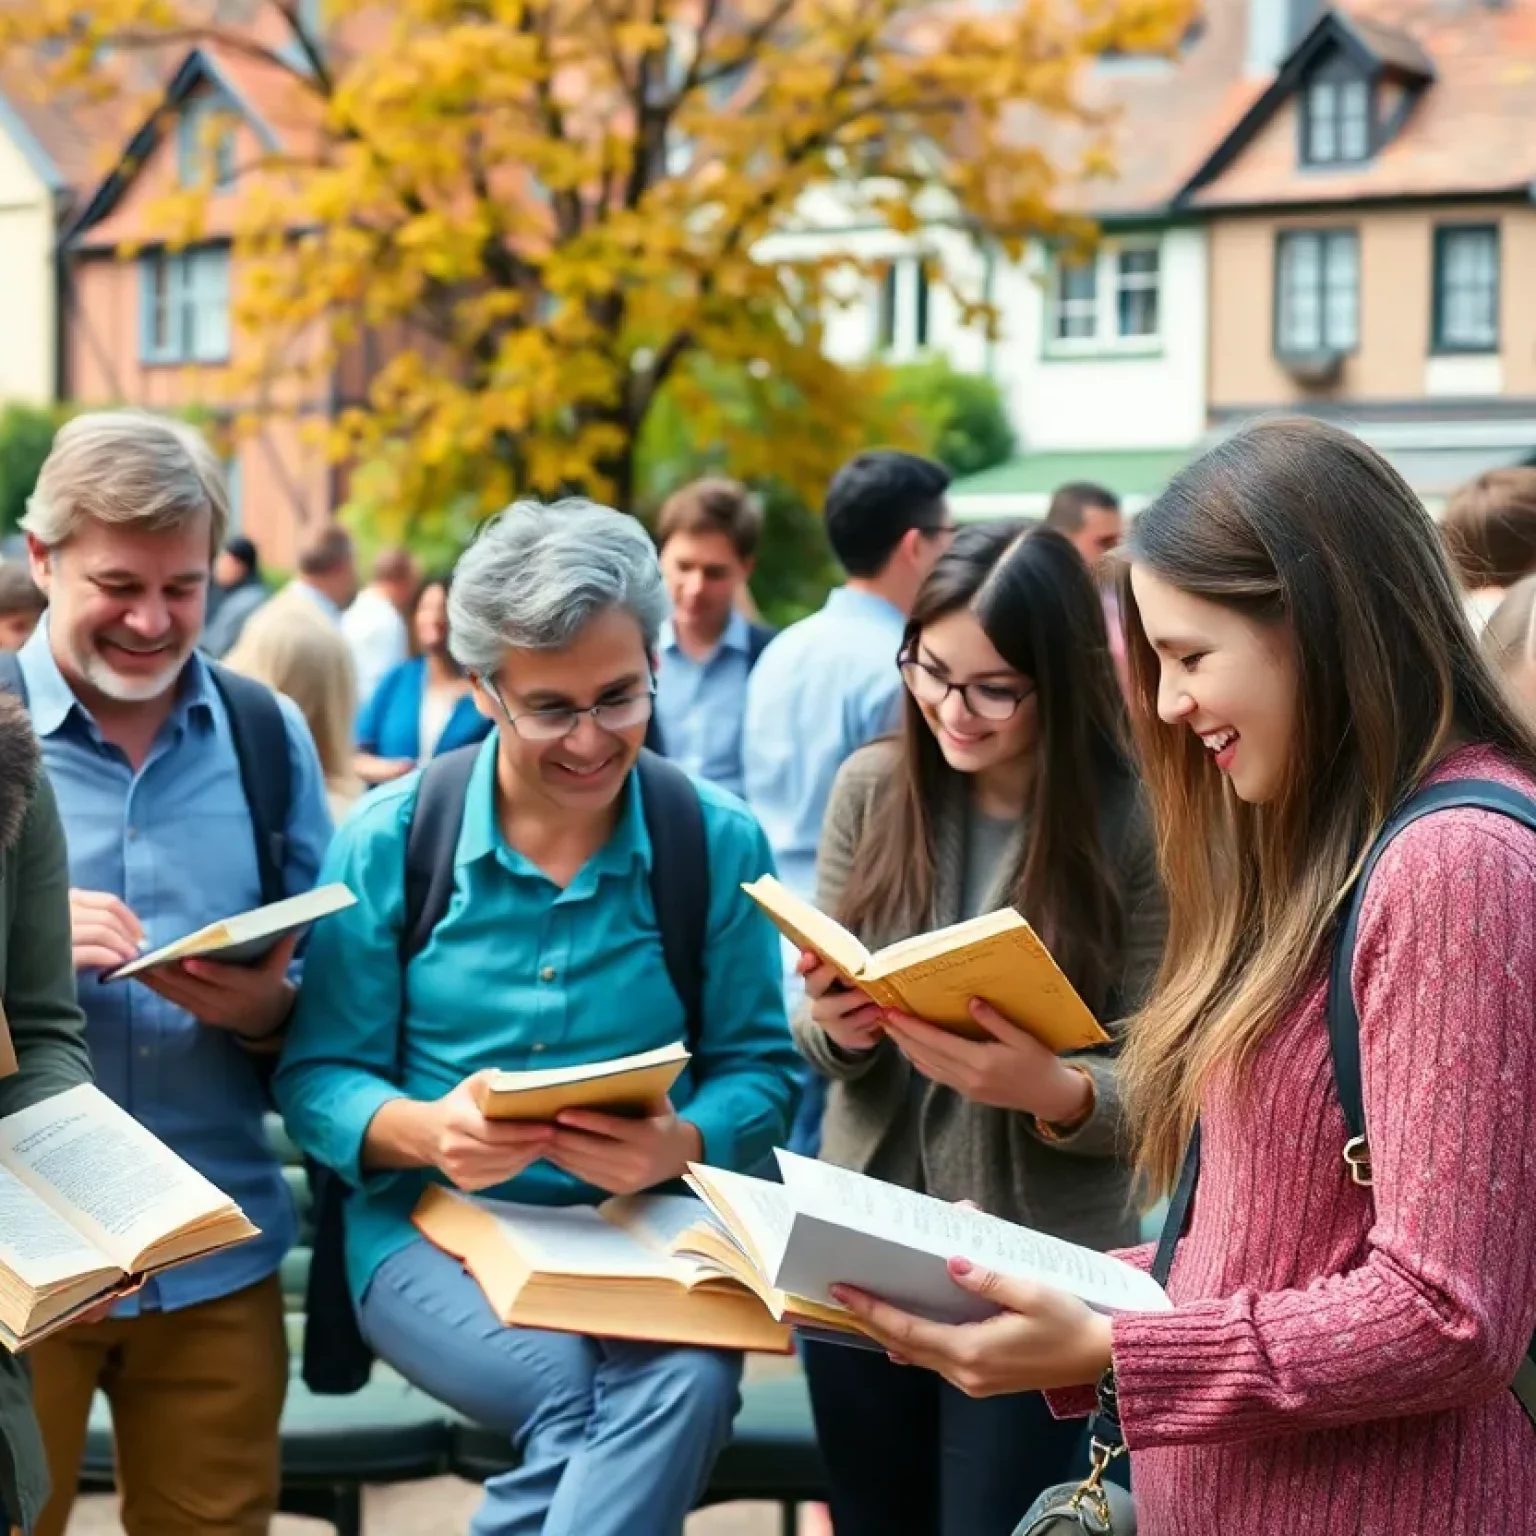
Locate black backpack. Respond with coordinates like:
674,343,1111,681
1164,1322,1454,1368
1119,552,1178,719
1154,778,1536,1425
0,649,291,904
303,744,710,1393
644,621,775,758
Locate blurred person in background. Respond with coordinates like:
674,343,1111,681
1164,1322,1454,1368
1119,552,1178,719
354,571,491,788
1484,573,1536,721
0,560,46,651
744,448,954,1156
1047,482,1128,690
200,535,264,658
1440,466,1536,632
651,478,774,799
280,522,358,627
227,599,364,819
342,546,419,707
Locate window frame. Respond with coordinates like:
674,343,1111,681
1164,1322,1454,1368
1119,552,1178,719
1299,63,1375,169
1273,227,1360,360
1044,237,1163,357
1431,223,1500,357
138,245,233,366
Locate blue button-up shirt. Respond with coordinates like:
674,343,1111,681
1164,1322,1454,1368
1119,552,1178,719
19,624,334,1312
274,735,800,1304
653,611,754,799
742,587,906,901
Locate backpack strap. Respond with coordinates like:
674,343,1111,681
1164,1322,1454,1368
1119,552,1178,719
636,749,709,1050
0,651,27,706
400,743,480,963
207,664,292,906
1326,776,1536,1425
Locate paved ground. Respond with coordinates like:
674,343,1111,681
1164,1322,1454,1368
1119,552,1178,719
66,1484,808,1533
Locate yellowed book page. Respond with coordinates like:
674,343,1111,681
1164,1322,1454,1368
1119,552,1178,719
868,925,1108,1051
475,1046,689,1122
739,877,871,983
685,1164,796,1279
0,1085,251,1274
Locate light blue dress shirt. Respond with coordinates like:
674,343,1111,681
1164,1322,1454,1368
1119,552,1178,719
18,623,334,1312
273,735,800,1304
741,586,907,901
653,611,753,799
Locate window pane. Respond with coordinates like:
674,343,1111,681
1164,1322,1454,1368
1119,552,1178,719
1116,246,1160,338
913,261,930,350
1055,258,1097,340
1439,228,1498,350
187,248,231,362
1338,79,1370,161
1307,80,1337,162
149,254,174,354
1278,235,1321,352
1323,232,1358,348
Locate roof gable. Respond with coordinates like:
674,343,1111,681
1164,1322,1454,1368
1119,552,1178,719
1174,6,1434,206
67,46,285,241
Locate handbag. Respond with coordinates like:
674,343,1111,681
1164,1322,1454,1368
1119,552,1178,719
1012,1115,1200,1535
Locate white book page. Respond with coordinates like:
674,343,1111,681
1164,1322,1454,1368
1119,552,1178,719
476,1197,685,1281
486,1043,689,1096
0,1160,115,1288
775,1151,1169,1315
0,1085,235,1272
685,1165,796,1277
602,1194,721,1284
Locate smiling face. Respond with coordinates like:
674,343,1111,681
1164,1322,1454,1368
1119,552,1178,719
906,608,1037,778
1130,563,1298,805
659,529,750,645
474,605,654,815
29,516,210,707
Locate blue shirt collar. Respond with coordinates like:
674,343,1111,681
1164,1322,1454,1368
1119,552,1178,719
659,608,751,660
456,733,653,880
823,585,907,631
19,619,216,739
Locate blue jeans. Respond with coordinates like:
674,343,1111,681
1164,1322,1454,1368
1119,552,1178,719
360,1239,744,1536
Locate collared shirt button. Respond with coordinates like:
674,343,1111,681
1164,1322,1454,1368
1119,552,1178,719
531,1042,546,1053
539,966,556,983
126,827,137,840
138,1046,151,1059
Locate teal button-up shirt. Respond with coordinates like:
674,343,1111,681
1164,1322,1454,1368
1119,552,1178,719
274,735,799,1303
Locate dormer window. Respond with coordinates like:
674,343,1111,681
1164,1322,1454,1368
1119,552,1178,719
1303,73,1372,165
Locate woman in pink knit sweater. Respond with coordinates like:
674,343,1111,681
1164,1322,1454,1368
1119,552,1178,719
836,417,1536,1532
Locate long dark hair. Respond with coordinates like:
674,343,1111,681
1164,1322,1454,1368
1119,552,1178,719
1119,416,1536,1193
838,522,1134,1014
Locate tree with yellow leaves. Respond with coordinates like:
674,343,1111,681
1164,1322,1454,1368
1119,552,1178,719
1,0,1191,528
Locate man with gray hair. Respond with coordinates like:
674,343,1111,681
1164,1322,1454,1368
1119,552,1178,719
11,410,334,1536
276,499,799,1536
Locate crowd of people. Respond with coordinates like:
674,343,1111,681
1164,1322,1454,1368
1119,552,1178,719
0,405,1532,1536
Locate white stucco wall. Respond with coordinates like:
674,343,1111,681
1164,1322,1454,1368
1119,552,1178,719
0,121,56,403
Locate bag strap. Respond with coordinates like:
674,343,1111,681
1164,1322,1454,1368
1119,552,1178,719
635,748,709,1051
1326,776,1536,1425
207,664,292,906
745,622,775,670
400,743,480,963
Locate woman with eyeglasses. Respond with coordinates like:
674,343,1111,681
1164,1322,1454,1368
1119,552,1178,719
274,500,800,1536
792,521,1167,1534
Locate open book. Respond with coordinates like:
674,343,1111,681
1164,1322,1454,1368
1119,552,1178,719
742,875,1109,1050
0,1084,258,1349
413,1184,792,1352
679,1151,1170,1344
106,884,356,981
472,1043,690,1122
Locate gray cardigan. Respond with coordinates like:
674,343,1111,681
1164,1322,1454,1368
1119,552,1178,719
792,740,1166,1253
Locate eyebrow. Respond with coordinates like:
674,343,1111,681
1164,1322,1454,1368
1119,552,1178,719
520,672,647,707
92,568,208,585
1145,633,1208,655
917,642,1019,682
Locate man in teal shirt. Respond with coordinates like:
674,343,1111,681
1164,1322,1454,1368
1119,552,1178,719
275,498,798,1536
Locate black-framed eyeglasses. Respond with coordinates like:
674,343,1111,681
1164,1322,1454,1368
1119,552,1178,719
480,676,657,742
898,648,1033,722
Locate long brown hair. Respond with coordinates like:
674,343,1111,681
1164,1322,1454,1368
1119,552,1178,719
1120,417,1536,1194
839,522,1134,1014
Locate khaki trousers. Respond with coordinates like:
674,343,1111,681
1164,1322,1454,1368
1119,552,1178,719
29,1275,287,1536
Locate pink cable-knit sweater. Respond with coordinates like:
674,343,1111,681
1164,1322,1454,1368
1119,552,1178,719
1050,746,1536,1533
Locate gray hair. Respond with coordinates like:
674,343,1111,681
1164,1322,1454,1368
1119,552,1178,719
21,409,229,556
448,498,669,675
